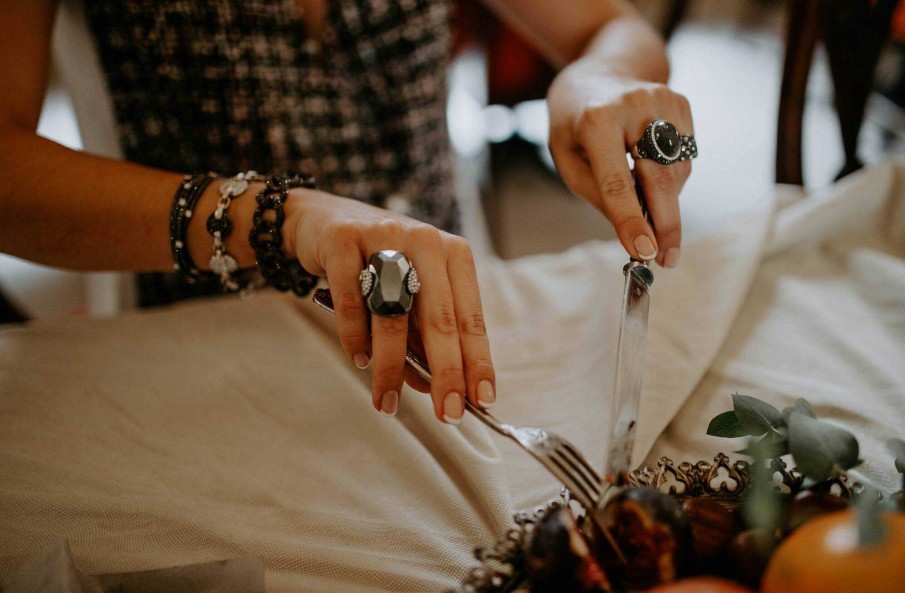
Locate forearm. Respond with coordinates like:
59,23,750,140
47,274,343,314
482,0,668,82
574,14,669,84
0,127,258,272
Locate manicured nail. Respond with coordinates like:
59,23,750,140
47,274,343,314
353,353,370,369
477,380,495,408
664,247,681,269
380,391,399,416
442,392,464,424
633,235,657,260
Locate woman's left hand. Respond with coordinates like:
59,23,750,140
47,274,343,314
547,60,694,269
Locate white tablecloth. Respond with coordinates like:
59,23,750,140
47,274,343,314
2,160,904,591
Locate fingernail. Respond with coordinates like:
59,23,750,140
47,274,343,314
664,247,681,268
379,391,399,416
442,392,464,425
353,353,370,369
477,380,495,408
633,235,657,260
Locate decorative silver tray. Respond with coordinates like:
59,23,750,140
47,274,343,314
447,453,858,593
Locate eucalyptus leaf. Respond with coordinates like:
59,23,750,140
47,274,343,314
736,429,789,458
707,410,747,438
732,393,783,436
787,412,860,481
887,438,905,474
781,398,817,424
794,398,816,417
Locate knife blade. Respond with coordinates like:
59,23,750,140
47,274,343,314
592,235,654,565
602,260,653,488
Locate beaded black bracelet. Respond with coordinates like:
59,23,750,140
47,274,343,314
248,174,319,296
169,171,217,282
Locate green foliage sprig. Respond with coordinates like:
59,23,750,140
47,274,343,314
706,393,905,545
707,394,860,482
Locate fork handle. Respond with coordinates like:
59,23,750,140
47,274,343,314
312,288,509,435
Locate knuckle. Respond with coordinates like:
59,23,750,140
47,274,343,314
623,88,654,108
599,172,633,199
466,357,495,378
376,218,404,237
446,235,474,261
650,166,677,189
651,84,673,102
459,312,487,338
675,93,692,114
338,332,369,354
657,220,682,240
435,365,465,385
610,212,645,233
335,290,364,317
428,306,458,336
378,317,408,338
408,223,442,250
568,173,602,203
328,221,362,245
576,106,615,140
373,366,403,386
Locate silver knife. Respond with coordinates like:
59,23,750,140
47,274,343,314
600,171,654,492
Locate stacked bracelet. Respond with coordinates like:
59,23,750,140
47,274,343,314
207,171,259,293
248,174,319,297
170,171,217,282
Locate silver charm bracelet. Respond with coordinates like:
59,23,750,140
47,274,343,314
206,171,260,293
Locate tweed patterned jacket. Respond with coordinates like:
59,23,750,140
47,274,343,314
82,0,459,233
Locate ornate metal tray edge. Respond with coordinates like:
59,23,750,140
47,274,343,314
448,453,858,593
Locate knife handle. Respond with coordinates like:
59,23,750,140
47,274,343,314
630,169,654,267
632,168,652,228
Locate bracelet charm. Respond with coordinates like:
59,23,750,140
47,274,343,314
207,171,258,292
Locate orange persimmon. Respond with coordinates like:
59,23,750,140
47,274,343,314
761,510,905,593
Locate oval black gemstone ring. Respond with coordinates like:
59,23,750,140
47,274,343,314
632,119,697,166
359,250,421,317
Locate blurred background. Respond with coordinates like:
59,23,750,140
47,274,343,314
2,0,905,321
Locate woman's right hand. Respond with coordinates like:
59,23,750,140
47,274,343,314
284,189,496,423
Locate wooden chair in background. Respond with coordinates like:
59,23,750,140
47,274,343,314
663,0,902,185
777,0,901,185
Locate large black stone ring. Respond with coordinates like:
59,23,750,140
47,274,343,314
359,250,421,317
632,119,697,165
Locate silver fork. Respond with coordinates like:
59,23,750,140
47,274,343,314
311,288,604,511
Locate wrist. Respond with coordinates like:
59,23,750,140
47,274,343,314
553,58,632,90
247,175,319,295
574,16,669,84
281,186,320,261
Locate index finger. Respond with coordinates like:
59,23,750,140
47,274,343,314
579,125,658,262
443,234,495,409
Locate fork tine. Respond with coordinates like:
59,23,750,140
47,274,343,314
544,454,598,509
552,449,602,501
560,441,602,485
